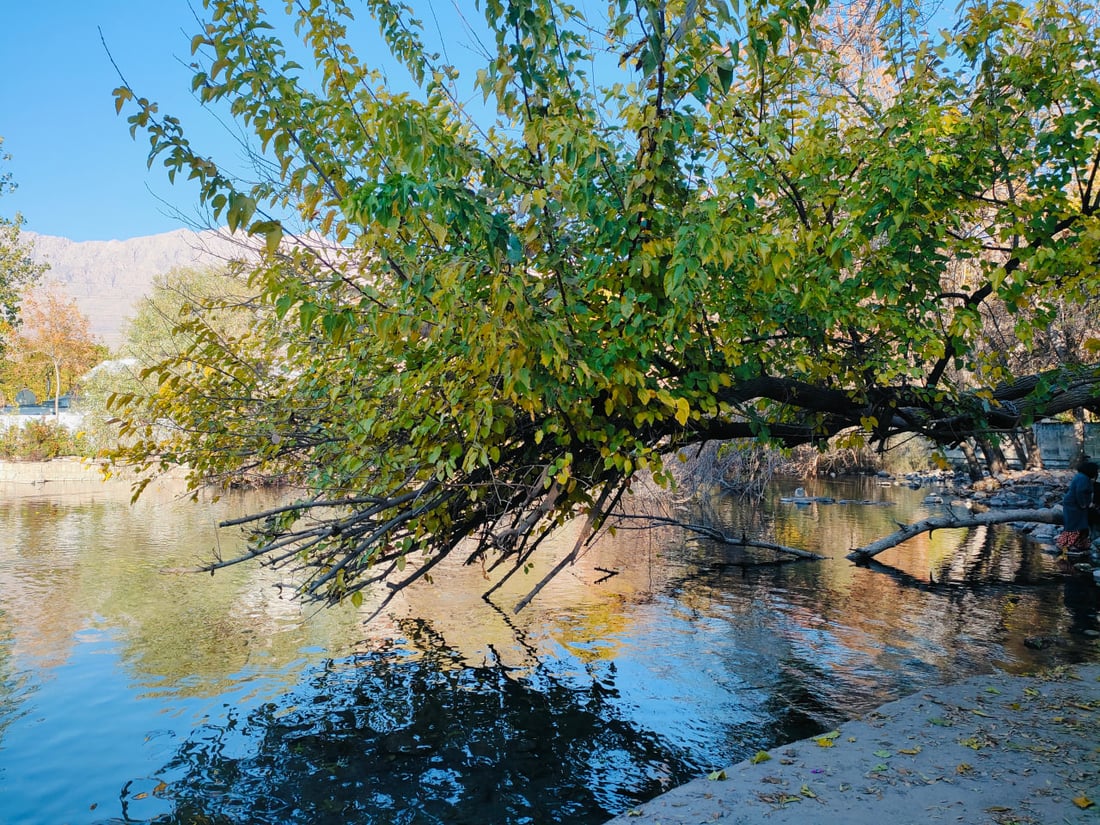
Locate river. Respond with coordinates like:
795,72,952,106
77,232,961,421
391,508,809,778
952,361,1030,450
0,474,1096,824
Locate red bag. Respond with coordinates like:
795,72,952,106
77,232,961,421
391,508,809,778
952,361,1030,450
1056,530,1089,552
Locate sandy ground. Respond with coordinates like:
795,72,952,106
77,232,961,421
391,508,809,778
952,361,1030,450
604,664,1100,825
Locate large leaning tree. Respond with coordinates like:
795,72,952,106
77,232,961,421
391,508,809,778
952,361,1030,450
109,0,1100,610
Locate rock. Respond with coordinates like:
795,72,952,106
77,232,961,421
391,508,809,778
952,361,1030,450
1023,636,1064,650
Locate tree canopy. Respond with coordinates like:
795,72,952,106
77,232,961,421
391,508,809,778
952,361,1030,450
0,138,49,359
12,282,101,416
110,0,1100,611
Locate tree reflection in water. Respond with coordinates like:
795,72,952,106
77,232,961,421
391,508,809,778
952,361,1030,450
150,618,705,825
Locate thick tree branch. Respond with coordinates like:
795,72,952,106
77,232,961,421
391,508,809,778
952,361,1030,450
847,508,1062,562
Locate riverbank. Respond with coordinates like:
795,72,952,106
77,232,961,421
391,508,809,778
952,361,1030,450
0,457,112,485
0,457,189,498
605,663,1100,825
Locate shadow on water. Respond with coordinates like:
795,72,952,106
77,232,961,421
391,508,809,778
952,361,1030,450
128,618,700,825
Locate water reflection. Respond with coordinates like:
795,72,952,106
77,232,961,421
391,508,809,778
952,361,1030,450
148,618,698,825
0,476,1096,824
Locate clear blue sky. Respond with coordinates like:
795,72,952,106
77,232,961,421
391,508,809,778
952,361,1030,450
0,1,482,242
0,2,235,241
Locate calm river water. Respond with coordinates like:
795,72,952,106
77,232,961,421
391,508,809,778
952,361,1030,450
1,475,1097,824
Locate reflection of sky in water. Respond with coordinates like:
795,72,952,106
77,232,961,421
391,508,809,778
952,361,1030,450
0,479,1096,823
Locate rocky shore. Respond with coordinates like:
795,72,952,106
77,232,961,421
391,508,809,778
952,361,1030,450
897,467,1100,587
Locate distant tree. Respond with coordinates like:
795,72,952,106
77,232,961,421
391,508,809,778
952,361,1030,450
0,137,49,358
122,264,260,363
104,262,289,487
14,283,100,416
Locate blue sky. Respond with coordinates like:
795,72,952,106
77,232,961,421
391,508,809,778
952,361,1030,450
0,2,231,241
0,1,481,242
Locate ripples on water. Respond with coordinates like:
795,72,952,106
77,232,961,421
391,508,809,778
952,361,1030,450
0,477,1096,824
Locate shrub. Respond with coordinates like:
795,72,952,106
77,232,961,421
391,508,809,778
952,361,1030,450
0,419,89,461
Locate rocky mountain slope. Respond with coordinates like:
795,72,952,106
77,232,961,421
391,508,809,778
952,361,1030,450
25,229,246,350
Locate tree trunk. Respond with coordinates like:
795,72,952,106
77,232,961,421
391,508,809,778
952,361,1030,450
1007,430,1027,470
1023,427,1044,470
959,439,984,481
52,359,61,418
847,508,1062,561
977,436,1008,476
1070,409,1087,467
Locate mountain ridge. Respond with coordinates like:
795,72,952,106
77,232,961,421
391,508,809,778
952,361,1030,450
25,228,245,349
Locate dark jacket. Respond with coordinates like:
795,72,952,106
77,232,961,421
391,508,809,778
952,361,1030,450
1062,471,1094,532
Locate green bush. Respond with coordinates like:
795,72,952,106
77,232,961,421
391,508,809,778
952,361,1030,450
0,419,90,461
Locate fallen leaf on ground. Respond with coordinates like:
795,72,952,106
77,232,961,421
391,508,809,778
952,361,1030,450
1073,796,1095,809
751,751,772,764
898,747,922,755
707,770,727,781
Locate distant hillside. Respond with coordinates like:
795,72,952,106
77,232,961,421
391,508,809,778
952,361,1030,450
25,229,247,350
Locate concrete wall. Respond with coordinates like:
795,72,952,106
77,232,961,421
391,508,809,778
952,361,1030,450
1032,422,1100,469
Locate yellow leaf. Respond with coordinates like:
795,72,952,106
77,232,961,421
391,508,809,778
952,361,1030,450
1074,796,1095,809
815,737,835,748
898,747,921,755
674,396,690,426
800,784,816,798
751,750,771,764
707,769,727,780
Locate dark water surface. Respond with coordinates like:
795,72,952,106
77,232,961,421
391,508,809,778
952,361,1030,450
1,476,1097,824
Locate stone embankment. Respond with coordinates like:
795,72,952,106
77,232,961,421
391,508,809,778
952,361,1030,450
0,458,188,498
0,457,112,485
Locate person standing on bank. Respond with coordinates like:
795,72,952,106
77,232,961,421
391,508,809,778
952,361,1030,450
1059,460,1099,555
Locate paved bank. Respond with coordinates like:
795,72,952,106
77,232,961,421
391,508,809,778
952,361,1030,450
0,459,189,498
0,457,110,484
606,664,1100,825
